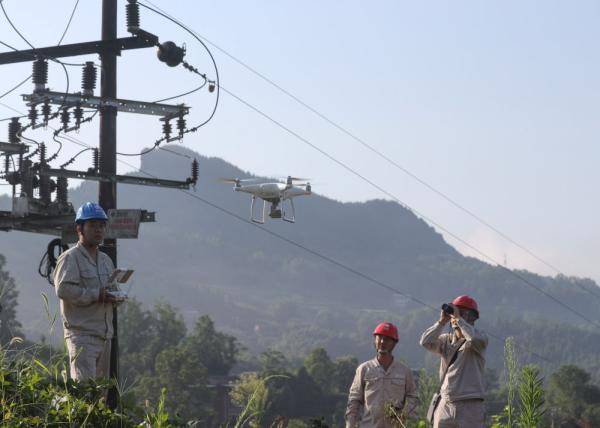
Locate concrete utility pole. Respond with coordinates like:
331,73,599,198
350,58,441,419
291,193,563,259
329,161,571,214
99,0,119,408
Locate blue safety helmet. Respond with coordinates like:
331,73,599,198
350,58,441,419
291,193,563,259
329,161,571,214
75,202,108,224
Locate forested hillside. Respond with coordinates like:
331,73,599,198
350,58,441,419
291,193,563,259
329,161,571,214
1,146,599,379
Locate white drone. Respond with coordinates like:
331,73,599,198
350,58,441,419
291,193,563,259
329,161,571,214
220,176,312,224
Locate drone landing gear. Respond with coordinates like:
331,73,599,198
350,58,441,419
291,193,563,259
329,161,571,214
250,197,296,224
250,196,266,224
282,198,296,223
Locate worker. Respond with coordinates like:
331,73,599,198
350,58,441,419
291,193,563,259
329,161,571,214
54,202,117,380
346,322,418,427
420,295,488,428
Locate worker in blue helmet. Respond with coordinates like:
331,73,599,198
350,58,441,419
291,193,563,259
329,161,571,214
53,202,118,381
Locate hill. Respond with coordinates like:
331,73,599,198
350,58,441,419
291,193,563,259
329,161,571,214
1,145,599,377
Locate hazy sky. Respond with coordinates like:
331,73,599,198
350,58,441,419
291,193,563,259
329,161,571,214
1,1,599,283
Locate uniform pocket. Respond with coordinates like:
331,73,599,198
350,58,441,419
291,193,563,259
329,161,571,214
364,375,381,403
79,268,100,290
389,376,406,403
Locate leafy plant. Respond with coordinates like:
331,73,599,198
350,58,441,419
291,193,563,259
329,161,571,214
517,365,545,428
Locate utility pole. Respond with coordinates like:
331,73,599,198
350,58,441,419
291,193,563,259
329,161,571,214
99,0,119,408
0,1,201,410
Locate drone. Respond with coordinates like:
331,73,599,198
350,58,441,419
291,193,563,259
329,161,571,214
220,176,312,224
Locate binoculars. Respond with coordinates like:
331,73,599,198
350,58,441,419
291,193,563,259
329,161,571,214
441,303,454,315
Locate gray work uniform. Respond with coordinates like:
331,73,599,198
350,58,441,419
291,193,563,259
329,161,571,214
54,242,114,380
420,319,488,428
346,358,418,428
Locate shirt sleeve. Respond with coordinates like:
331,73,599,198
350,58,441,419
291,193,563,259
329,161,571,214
419,321,447,355
54,253,99,306
345,365,365,427
456,318,488,354
403,367,419,418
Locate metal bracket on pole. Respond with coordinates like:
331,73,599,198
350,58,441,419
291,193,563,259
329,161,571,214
0,142,29,155
0,34,159,65
23,91,189,118
38,167,194,190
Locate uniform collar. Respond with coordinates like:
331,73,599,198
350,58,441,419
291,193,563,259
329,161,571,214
75,242,98,266
373,356,396,373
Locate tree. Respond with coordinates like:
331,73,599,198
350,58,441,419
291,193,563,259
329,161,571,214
331,355,358,394
0,254,22,344
304,348,335,393
230,372,270,428
136,345,212,422
184,315,239,376
260,349,289,373
547,365,600,427
119,299,187,380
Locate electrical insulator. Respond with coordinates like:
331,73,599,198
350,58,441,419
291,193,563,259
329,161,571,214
39,144,51,204
81,62,97,96
176,114,186,139
191,158,199,185
60,109,70,130
73,104,84,127
39,142,46,165
157,41,185,67
32,58,49,92
162,120,172,140
208,81,216,93
42,99,51,125
56,176,68,204
93,148,99,172
8,117,21,143
126,0,140,33
28,105,38,126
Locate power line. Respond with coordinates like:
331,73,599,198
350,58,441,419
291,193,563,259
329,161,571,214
0,100,558,363
140,1,600,303
138,0,600,326
54,127,557,364
218,84,600,328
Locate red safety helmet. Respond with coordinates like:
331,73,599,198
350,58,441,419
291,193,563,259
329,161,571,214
452,295,479,317
373,322,399,341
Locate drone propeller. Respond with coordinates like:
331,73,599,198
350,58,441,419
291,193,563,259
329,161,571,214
297,182,312,192
218,178,261,184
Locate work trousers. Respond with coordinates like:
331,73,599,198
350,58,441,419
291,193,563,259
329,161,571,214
433,397,485,428
66,335,111,381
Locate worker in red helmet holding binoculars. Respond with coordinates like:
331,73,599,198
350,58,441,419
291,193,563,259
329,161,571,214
420,295,488,428
345,322,417,428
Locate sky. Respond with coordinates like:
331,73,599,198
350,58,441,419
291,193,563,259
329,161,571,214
0,1,599,284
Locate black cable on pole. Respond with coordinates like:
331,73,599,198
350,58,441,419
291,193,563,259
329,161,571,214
0,75,31,101
152,80,207,103
0,1,35,49
57,0,80,46
0,39,18,51
140,1,600,303
59,146,92,168
138,2,220,132
49,132,64,163
115,136,166,157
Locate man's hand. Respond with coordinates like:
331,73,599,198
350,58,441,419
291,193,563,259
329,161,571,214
439,310,451,325
98,287,118,304
449,303,461,320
